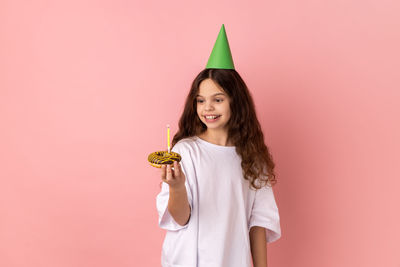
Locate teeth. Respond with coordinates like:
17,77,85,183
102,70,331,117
206,116,219,119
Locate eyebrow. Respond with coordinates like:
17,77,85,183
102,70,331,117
196,93,226,97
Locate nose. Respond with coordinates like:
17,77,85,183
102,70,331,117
204,101,214,111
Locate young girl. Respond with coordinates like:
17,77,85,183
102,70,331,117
156,25,281,267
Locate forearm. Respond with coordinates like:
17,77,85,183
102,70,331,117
167,185,191,226
250,226,268,267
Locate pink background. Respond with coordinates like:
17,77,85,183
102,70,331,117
1,0,399,266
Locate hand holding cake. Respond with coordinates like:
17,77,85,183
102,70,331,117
160,161,186,189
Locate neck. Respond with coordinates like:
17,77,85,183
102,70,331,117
198,129,233,146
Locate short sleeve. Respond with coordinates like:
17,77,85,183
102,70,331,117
155,143,193,231
249,185,281,243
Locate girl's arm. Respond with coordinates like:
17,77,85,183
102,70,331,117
168,185,191,226
162,162,191,226
249,226,268,267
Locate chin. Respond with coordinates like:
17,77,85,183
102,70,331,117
206,124,225,129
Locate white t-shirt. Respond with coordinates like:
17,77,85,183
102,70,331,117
156,136,281,267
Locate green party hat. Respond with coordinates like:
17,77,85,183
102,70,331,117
206,24,235,69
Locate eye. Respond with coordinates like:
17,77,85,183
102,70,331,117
196,99,204,103
215,98,223,102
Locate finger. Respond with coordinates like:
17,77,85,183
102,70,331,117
166,164,174,180
161,165,166,181
173,161,181,177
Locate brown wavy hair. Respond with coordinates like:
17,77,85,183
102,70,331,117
172,68,277,190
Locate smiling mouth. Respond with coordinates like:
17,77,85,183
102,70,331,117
203,115,221,122
204,115,220,119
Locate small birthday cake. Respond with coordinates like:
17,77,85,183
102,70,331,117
147,125,181,168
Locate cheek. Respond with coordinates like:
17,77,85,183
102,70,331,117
196,105,202,116
223,104,231,114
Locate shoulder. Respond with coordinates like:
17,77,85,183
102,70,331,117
172,136,197,153
172,137,198,172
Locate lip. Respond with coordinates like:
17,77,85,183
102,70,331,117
203,115,221,123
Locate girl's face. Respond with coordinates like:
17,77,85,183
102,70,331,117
196,78,231,131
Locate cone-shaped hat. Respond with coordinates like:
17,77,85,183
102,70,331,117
206,24,235,69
